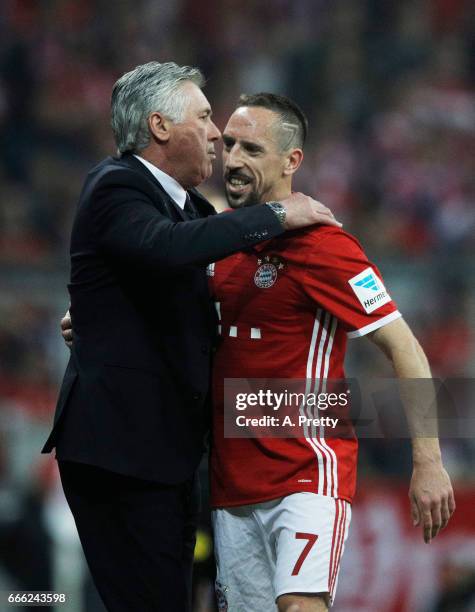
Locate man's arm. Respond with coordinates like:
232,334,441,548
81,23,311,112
367,317,456,543
90,170,339,273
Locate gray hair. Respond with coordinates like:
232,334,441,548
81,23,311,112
111,61,205,154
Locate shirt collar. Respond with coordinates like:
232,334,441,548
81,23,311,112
133,155,187,209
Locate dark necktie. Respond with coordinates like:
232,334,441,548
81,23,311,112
184,193,199,219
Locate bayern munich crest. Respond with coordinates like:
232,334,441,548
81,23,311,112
254,254,285,289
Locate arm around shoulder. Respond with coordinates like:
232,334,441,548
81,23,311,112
90,170,284,273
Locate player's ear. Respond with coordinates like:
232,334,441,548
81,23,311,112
283,148,303,176
148,111,171,144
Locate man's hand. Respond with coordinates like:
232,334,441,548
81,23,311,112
61,310,73,348
409,459,455,543
368,319,456,544
279,192,342,230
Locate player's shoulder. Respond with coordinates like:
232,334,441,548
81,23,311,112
293,224,365,255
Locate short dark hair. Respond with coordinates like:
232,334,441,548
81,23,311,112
236,92,308,151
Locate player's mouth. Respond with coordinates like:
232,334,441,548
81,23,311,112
225,173,253,197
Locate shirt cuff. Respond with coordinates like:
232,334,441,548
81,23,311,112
347,310,402,339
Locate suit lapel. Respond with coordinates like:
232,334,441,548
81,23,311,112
118,153,216,221
188,187,217,218
118,153,188,222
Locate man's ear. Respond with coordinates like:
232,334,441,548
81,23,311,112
283,148,303,176
148,111,171,144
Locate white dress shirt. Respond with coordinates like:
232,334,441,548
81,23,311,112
133,154,187,209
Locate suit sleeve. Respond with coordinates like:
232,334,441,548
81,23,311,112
91,169,284,272
302,230,401,338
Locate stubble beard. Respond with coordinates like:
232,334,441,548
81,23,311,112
225,188,262,209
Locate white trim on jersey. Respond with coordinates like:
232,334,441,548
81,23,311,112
311,311,334,497
215,301,222,335
301,312,326,496
319,316,339,498
301,309,339,498
346,309,402,339
312,312,339,498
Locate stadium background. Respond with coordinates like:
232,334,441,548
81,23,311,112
0,0,473,610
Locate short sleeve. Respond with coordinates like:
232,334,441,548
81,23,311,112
302,230,401,338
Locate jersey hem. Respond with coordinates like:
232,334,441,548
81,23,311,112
347,310,402,339
211,487,353,509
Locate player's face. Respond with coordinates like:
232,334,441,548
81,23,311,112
167,82,221,188
222,107,289,208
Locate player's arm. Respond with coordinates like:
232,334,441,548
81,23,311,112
367,317,456,543
301,229,455,542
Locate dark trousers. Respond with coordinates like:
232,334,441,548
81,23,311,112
58,460,200,612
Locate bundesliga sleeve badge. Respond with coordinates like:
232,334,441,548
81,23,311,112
348,267,392,313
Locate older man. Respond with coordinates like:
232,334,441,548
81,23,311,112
42,62,336,612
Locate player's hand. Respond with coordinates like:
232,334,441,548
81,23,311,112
409,462,455,543
279,192,342,230
61,310,73,348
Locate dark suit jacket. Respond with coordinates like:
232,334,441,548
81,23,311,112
42,152,284,484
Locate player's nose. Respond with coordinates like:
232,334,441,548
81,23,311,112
224,145,244,169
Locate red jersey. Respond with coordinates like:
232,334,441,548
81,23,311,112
209,225,401,507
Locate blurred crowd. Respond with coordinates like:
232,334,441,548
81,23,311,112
0,0,474,263
0,1,474,610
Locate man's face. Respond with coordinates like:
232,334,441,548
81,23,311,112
222,106,288,208
167,81,221,188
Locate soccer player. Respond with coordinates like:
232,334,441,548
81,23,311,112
209,93,455,612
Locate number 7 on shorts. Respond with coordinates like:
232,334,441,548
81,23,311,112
291,532,319,575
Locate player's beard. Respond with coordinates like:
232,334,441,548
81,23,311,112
225,187,261,209
224,169,264,209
